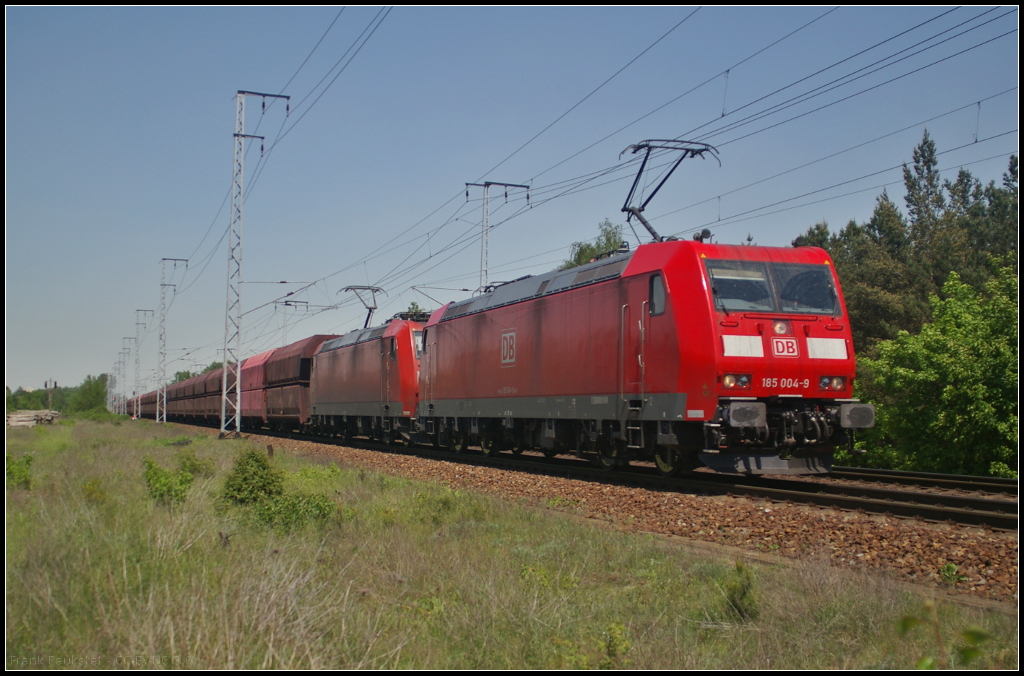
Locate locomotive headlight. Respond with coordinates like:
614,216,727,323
819,375,846,390
773,320,791,335
723,373,752,389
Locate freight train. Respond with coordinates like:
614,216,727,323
138,238,874,475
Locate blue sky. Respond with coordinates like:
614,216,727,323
6,6,1018,394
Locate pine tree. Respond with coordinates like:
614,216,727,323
903,129,945,252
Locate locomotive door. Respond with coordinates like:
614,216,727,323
379,337,390,427
619,277,648,407
423,329,435,409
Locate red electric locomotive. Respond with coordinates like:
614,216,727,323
416,239,874,474
310,314,426,443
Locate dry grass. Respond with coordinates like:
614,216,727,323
5,420,1018,669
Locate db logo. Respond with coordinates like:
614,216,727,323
771,336,799,358
501,330,516,366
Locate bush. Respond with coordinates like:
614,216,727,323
250,491,334,530
723,560,759,620
6,452,33,490
223,450,284,505
68,408,124,423
142,456,194,505
81,479,108,506
176,448,215,478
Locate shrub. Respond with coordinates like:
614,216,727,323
176,448,215,477
81,479,108,506
250,491,334,530
724,560,759,621
6,452,33,490
142,456,194,505
223,450,284,505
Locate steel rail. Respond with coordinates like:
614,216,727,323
830,466,1018,494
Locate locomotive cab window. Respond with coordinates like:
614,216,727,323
389,338,397,361
414,331,424,359
649,273,666,316
706,260,773,312
705,259,841,316
774,264,838,315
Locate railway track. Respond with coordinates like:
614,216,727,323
693,473,1017,531
217,425,1018,532
829,466,1018,496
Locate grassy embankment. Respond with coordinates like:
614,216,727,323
5,420,1017,669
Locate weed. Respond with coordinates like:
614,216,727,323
159,434,194,446
549,636,593,669
900,600,992,668
175,447,215,478
548,623,633,669
142,456,193,505
415,489,456,524
599,622,632,669
294,464,342,482
68,408,125,424
223,450,284,504
370,505,399,526
939,562,967,586
415,595,446,617
723,560,758,621
546,496,581,509
377,474,410,490
80,479,108,506
250,491,334,531
520,565,551,588
6,452,33,490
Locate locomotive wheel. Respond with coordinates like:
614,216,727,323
654,445,682,477
576,429,592,459
594,449,618,470
593,437,622,471
480,435,500,457
451,432,469,454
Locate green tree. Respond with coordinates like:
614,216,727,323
903,129,946,250
793,209,931,354
978,155,1018,273
791,221,830,248
201,362,223,374
173,370,196,383
793,142,1018,356
7,387,48,412
68,374,107,413
861,266,1018,477
562,219,625,269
